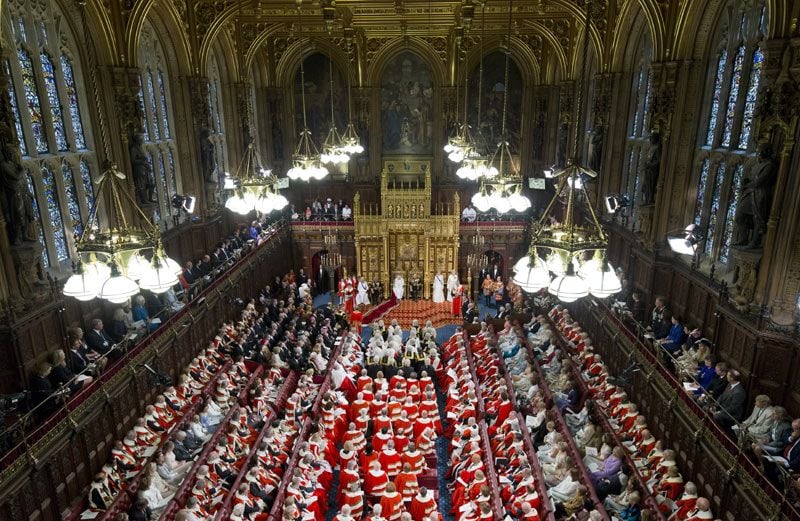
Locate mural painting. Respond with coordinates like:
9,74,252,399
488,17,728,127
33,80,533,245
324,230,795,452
381,51,434,154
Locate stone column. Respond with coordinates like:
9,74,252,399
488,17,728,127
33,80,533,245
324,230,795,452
107,66,153,225
749,40,800,322
187,76,216,213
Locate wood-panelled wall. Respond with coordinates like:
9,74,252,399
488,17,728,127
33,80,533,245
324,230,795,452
607,223,800,416
0,227,294,521
571,302,786,521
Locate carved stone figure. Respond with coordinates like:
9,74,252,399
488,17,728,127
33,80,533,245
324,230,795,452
129,132,155,204
734,144,777,249
199,127,216,184
641,131,662,205
0,141,35,244
588,125,604,172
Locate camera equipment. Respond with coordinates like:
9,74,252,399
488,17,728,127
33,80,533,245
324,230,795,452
140,364,172,387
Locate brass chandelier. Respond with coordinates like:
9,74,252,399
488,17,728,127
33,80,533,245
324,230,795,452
64,2,180,303
512,0,620,302
224,143,288,215
470,0,530,214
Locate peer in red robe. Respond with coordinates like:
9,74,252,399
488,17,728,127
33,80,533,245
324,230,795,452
365,461,390,497
393,463,420,502
379,483,405,521
409,488,437,521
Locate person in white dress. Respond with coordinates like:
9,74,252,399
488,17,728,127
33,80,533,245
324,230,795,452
446,270,459,302
356,277,371,307
432,271,445,303
393,273,405,299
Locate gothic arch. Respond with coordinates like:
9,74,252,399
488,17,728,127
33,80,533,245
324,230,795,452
127,0,191,75
244,24,283,80
276,38,355,91
461,37,540,88
518,22,568,81
611,0,664,70
366,37,446,88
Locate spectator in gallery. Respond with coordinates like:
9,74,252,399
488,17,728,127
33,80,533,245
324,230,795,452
461,204,477,222
342,203,352,220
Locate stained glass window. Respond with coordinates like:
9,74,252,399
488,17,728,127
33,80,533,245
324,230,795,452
719,164,744,263
6,61,27,155
137,75,150,142
694,159,710,226
168,149,178,195
631,68,643,137
18,48,49,154
212,80,222,132
10,0,97,268
721,45,745,147
26,173,48,267
147,153,159,222
40,52,68,151
146,70,160,141
706,49,728,146
80,159,95,218
157,70,170,138
61,162,82,235
60,54,86,149
41,166,68,261
704,163,725,256
157,151,170,215
738,48,763,150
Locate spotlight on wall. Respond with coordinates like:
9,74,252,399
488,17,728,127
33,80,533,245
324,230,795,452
666,224,703,255
604,194,631,214
171,194,196,214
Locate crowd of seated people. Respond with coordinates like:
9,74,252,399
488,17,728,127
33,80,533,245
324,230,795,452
290,198,353,222
526,304,724,521
271,319,447,521
74,267,345,521
23,219,286,428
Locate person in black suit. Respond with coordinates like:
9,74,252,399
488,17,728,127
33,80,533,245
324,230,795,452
713,370,747,432
48,350,91,394
172,431,194,461
182,260,197,284
68,337,91,374
496,303,512,320
29,363,58,421
85,319,115,358
128,498,152,521
700,362,729,402
463,302,479,325
765,418,800,485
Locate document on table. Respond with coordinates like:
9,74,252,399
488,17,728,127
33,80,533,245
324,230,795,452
80,511,100,520
764,455,789,467
683,382,700,392
585,446,598,457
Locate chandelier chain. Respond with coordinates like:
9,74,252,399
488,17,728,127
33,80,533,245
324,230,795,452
78,0,110,162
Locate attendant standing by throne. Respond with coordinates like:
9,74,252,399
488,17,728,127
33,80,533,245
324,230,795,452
452,283,464,317
409,273,423,301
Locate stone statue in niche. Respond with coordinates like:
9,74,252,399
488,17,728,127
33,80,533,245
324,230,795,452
588,125,604,172
199,126,216,184
0,141,36,244
129,132,155,204
734,143,777,249
641,131,662,205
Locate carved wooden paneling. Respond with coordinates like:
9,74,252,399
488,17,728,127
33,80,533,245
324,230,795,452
0,229,295,521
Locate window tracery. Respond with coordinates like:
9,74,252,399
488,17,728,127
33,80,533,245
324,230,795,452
138,20,180,223
622,36,652,228
694,3,767,265
5,0,97,270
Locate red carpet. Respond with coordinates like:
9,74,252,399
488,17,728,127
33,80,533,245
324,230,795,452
362,295,397,324
381,299,462,329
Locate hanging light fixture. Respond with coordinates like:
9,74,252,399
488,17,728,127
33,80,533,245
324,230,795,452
340,34,364,156
471,0,530,214
515,0,620,302
288,0,329,181
62,163,182,304
319,50,350,165
224,143,288,215
456,1,495,181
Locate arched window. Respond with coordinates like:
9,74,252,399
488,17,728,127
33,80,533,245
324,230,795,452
5,1,97,270
207,54,227,189
138,20,180,225
694,5,766,264
621,37,652,227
